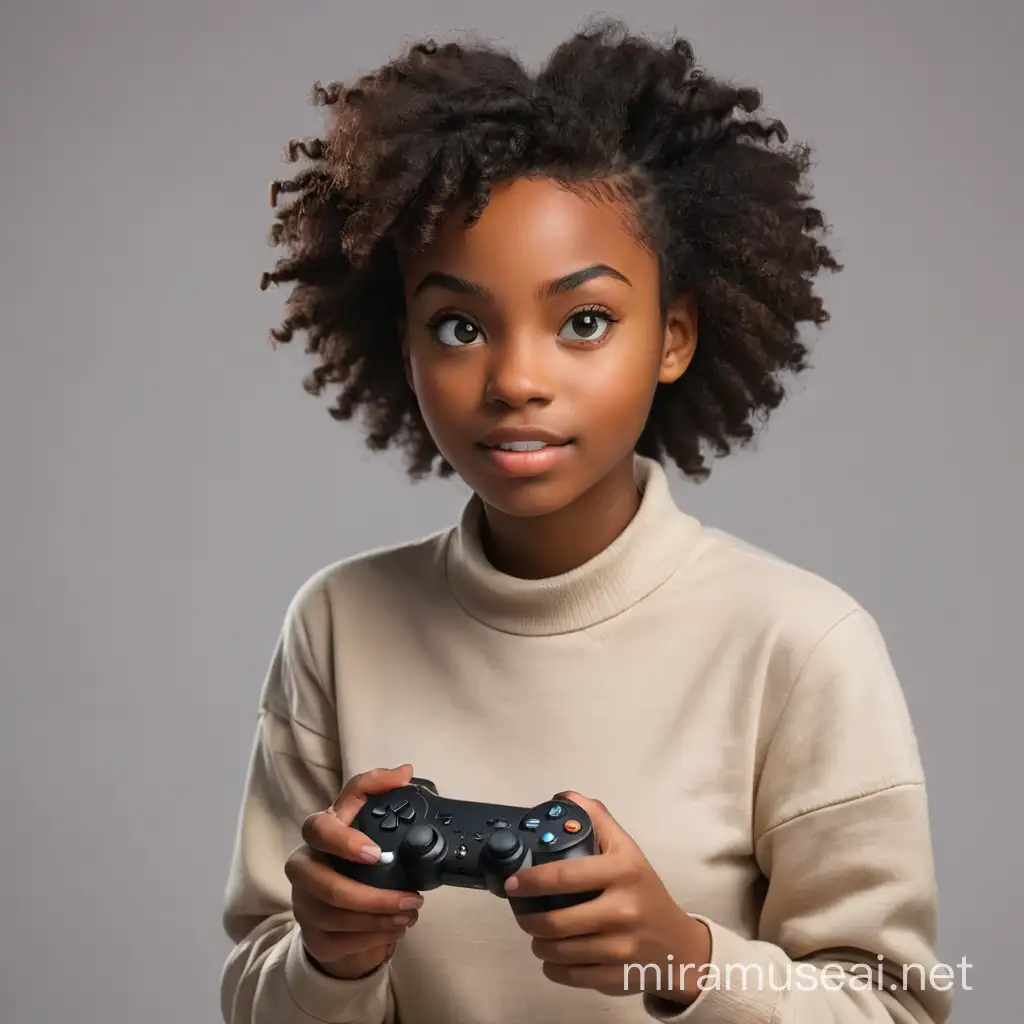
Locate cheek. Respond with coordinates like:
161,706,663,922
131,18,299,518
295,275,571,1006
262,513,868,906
410,358,479,427
570,338,663,410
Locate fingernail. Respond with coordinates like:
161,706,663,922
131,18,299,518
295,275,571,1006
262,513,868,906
398,896,423,910
390,914,413,926
505,876,519,892
360,845,382,863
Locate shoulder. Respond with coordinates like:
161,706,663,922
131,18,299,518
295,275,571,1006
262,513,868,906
678,523,904,708
684,527,925,792
279,526,450,649
686,524,865,639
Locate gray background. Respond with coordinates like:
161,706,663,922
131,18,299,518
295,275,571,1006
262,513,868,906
2,0,1020,1020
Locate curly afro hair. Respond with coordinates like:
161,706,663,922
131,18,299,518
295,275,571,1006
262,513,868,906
258,19,841,480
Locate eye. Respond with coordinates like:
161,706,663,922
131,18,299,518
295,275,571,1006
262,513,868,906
558,310,614,343
432,316,482,347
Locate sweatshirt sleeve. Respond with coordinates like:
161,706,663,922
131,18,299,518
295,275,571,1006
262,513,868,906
643,608,954,1024
219,584,396,1024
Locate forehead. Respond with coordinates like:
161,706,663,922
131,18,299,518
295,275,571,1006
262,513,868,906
403,176,654,292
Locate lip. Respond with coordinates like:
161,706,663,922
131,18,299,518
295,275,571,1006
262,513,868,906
477,425,574,448
478,442,573,477
474,426,575,478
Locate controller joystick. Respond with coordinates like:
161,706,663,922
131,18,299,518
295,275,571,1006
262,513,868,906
401,823,440,855
480,829,529,896
484,828,523,860
394,822,446,888
329,779,602,914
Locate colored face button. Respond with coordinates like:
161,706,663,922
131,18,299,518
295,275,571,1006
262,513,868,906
521,817,541,830
546,804,563,818
540,832,556,844
563,819,581,833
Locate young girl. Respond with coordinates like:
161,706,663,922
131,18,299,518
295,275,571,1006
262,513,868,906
220,20,950,1024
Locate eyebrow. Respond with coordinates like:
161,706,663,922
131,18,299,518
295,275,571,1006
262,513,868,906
411,263,632,301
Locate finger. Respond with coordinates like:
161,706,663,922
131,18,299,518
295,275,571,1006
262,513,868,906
331,764,414,824
514,888,637,939
301,810,381,864
555,791,633,854
531,932,639,967
505,850,633,898
286,850,423,914
293,889,419,933
301,926,401,964
541,961,627,996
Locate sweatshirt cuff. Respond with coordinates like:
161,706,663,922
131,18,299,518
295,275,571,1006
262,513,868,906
642,916,780,1023
283,927,391,1023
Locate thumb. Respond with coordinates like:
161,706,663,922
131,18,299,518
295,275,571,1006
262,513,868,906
556,790,633,853
331,763,414,823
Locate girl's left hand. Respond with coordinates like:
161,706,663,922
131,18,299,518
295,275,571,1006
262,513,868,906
505,791,711,1001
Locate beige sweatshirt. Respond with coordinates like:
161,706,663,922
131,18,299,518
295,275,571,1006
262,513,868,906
220,455,952,1024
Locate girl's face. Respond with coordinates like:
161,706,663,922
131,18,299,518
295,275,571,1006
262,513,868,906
401,176,696,519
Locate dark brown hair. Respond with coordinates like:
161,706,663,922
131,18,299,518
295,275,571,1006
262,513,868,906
259,19,841,479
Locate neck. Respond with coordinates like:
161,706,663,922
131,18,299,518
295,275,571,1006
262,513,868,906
444,454,703,636
479,458,641,579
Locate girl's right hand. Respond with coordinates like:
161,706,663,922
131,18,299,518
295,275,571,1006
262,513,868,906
285,764,423,980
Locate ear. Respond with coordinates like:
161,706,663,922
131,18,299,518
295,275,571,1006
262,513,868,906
658,291,698,384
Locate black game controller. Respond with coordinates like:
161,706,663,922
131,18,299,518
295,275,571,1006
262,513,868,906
328,778,602,914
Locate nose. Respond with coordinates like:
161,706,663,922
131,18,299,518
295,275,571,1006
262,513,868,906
482,334,555,409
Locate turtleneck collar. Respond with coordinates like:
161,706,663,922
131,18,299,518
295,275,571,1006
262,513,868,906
442,455,702,636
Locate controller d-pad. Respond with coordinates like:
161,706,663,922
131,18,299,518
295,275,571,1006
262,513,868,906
371,796,416,827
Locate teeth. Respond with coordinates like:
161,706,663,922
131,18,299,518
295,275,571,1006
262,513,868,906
495,441,549,451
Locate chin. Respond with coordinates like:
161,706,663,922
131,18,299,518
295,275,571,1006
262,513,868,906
478,487,574,519
447,463,578,518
